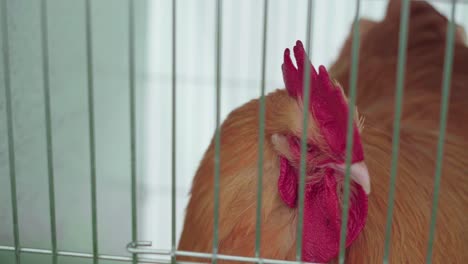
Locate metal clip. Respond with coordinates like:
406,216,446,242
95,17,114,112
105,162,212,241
126,241,153,254
126,241,170,255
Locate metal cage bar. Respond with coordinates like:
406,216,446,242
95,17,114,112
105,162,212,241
128,0,138,264
338,1,361,263
254,0,268,260
426,0,457,263
0,246,184,264
212,0,223,263
0,244,314,264
171,0,177,263
1,0,20,263
296,0,314,261
125,243,318,264
40,0,58,264
382,0,411,263
84,0,99,263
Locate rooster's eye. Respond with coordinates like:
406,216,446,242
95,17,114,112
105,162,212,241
292,137,316,153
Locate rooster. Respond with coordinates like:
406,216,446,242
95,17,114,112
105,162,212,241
178,41,370,263
178,1,468,262
328,0,468,262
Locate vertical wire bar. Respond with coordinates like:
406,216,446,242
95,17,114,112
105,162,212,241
426,1,457,263
84,0,99,263
382,0,410,263
128,1,137,264
213,0,222,263
171,0,177,263
296,0,314,261
338,1,360,263
1,0,21,263
254,0,268,260
40,1,58,264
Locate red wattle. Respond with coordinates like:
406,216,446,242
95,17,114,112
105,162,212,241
278,158,368,263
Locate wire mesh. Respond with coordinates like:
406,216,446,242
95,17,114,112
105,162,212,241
128,0,138,264
426,0,457,263
84,0,99,263
212,0,223,263
0,246,180,264
1,0,20,263
40,0,58,264
296,0,314,261
254,0,268,260
171,1,177,264
337,1,361,263
383,0,410,262
0,0,466,263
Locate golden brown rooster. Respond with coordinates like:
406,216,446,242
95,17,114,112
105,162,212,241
329,0,468,262
178,0,468,263
178,41,370,263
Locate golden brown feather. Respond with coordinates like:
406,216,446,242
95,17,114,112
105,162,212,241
329,0,468,262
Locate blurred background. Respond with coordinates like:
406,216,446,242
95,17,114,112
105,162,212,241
0,0,467,263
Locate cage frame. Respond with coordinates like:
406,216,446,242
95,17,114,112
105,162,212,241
0,0,463,263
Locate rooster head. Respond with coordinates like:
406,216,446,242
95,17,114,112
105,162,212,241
271,40,369,263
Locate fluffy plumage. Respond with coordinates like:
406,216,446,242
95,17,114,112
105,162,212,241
328,0,468,262
178,42,369,263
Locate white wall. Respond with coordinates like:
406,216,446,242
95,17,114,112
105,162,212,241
0,0,149,263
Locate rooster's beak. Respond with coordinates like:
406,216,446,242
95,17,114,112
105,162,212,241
330,162,371,195
350,162,371,195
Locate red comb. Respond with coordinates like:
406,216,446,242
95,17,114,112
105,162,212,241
282,40,364,161
282,41,318,98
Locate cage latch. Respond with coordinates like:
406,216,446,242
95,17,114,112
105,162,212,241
126,241,156,254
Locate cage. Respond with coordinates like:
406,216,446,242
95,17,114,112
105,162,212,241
1,0,467,263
